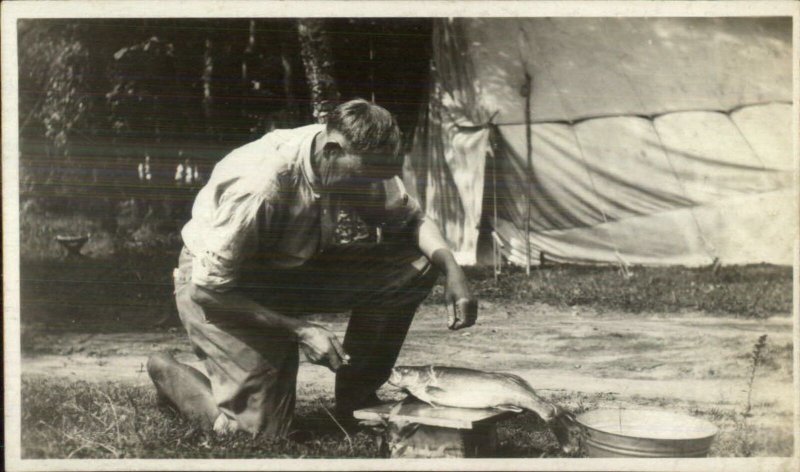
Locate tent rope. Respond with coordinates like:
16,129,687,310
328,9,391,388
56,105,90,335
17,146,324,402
726,110,768,170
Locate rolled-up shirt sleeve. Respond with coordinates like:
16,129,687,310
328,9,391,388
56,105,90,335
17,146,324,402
191,190,266,291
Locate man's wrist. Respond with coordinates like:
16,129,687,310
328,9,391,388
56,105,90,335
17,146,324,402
431,247,462,277
248,301,309,337
287,319,313,339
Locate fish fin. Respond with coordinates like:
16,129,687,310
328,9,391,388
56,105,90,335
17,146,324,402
425,385,446,395
495,404,524,413
424,386,447,407
406,387,443,409
417,396,442,409
489,372,535,390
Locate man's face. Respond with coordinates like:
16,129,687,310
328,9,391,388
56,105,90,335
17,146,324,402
318,130,395,223
317,130,365,190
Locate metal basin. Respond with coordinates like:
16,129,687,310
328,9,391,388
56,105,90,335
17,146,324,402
576,408,719,458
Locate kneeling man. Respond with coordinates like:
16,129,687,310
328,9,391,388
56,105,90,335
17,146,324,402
148,99,478,437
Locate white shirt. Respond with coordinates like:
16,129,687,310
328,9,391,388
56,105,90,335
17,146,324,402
181,124,422,291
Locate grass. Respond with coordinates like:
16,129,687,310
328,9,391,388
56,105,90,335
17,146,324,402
21,377,793,459
21,246,179,334
18,208,792,338
446,263,792,317
689,405,794,458
20,378,571,459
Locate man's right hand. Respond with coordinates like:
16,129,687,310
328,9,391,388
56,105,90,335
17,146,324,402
297,324,350,372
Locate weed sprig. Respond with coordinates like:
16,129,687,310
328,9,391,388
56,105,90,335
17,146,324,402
744,334,768,417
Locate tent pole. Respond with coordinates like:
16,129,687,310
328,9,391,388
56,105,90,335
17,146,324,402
492,143,499,281
523,72,533,276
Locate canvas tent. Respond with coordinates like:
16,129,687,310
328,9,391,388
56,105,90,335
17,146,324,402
403,17,795,267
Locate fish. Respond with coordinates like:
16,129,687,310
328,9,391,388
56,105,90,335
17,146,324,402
388,365,580,454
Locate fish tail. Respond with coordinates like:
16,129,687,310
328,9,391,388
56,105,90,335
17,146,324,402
492,372,560,421
521,395,560,422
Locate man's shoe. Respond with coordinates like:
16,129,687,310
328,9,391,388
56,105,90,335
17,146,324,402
336,392,383,417
334,392,386,436
212,413,238,434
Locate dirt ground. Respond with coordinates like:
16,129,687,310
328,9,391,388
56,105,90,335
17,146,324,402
22,301,794,433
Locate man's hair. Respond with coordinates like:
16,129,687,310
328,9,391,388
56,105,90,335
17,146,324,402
326,99,403,173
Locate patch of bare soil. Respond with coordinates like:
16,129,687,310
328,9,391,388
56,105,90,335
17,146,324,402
22,303,793,427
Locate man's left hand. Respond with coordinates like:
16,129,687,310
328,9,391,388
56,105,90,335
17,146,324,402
444,273,478,330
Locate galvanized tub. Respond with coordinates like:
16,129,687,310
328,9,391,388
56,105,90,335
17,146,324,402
576,409,719,458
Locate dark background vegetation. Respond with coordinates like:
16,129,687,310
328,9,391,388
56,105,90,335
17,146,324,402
19,18,432,227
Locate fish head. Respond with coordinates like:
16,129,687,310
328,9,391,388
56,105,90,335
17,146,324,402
388,365,432,390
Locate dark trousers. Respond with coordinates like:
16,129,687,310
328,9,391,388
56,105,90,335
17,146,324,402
177,241,438,436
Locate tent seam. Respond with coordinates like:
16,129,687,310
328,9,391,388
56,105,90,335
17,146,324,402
491,100,793,128
511,186,794,235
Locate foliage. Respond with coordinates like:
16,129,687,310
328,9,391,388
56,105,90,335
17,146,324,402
106,36,179,145
428,264,793,318
17,18,431,229
18,21,94,194
19,22,90,137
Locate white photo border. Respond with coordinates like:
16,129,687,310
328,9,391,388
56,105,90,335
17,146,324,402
3,1,799,471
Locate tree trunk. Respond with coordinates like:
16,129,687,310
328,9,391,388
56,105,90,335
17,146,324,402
242,20,256,85
297,19,340,123
280,40,294,107
202,38,213,120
